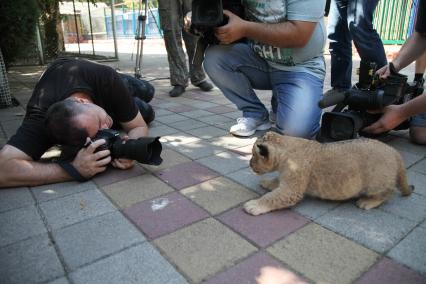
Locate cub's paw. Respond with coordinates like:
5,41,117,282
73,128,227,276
244,199,271,216
356,197,385,210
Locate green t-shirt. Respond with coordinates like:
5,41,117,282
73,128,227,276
243,0,326,79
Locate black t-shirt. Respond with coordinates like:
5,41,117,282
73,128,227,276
7,58,138,160
416,0,426,33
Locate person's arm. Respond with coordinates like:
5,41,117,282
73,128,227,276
110,111,148,170
377,32,426,78
363,93,426,134
214,10,317,47
0,139,110,188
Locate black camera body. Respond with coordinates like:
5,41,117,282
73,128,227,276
93,129,163,165
191,0,245,45
317,62,423,142
190,0,245,64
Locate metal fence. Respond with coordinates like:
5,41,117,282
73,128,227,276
0,48,12,108
373,0,417,44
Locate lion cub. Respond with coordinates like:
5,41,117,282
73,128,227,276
244,132,413,215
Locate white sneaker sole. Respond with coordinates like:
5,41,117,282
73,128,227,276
230,121,272,137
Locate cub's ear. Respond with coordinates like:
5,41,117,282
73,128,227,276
257,144,269,158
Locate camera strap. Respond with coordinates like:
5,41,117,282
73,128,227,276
58,161,88,182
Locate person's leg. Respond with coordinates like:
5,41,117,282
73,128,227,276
410,113,426,145
158,0,189,96
271,71,324,138
410,53,426,144
203,43,272,136
328,0,353,89
414,52,426,84
348,0,387,69
118,73,155,102
133,97,155,124
181,0,211,89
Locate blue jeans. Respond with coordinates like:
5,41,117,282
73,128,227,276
328,0,387,89
204,43,324,138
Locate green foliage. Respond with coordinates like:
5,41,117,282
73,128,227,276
0,0,40,67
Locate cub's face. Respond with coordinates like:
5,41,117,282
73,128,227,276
250,141,276,174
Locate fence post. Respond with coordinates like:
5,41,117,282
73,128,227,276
0,48,12,108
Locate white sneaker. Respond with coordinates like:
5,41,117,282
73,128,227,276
269,110,276,123
230,117,272,137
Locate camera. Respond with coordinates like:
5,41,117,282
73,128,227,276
92,129,163,165
317,61,423,142
190,0,245,63
190,0,245,44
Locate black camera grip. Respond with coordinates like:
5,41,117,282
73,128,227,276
318,91,347,109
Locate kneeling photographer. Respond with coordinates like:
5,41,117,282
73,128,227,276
0,58,161,188
363,0,426,145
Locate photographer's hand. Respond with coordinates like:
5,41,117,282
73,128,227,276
215,10,246,44
72,138,111,178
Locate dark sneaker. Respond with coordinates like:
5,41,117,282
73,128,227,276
169,85,186,97
194,81,213,92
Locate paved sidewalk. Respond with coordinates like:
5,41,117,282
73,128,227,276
1,46,426,284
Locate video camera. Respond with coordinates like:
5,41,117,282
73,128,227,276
190,0,245,44
92,129,163,165
190,0,245,62
317,61,424,142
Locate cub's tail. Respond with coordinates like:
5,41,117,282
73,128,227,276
396,154,413,196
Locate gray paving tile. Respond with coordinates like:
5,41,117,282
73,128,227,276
40,189,116,230
166,104,196,113
0,106,25,122
267,223,379,284
70,242,187,284
399,150,425,168
0,187,33,213
355,257,426,284
154,108,174,117
148,124,180,137
226,168,276,195
102,174,174,209
411,158,426,175
0,205,46,247
46,277,70,284
408,170,426,196
204,251,309,284
181,177,258,215
379,193,426,223
185,125,228,140
160,133,202,147
156,113,189,124
0,234,64,284
180,109,215,118
53,211,145,270
142,148,191,172
124,191,209,239
388,138,426,156
154,161,219,190
292,198,341,220
31,181,97,203
197,151,250,175
154,218,257,283
218,206,310,248
316,203,417,253
168,119,208,131
168,139,226,160
195,113,232,123
92,164,145,187
209,135,257,150
388,226,426,275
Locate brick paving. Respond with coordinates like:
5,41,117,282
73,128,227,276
0,43,426,283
